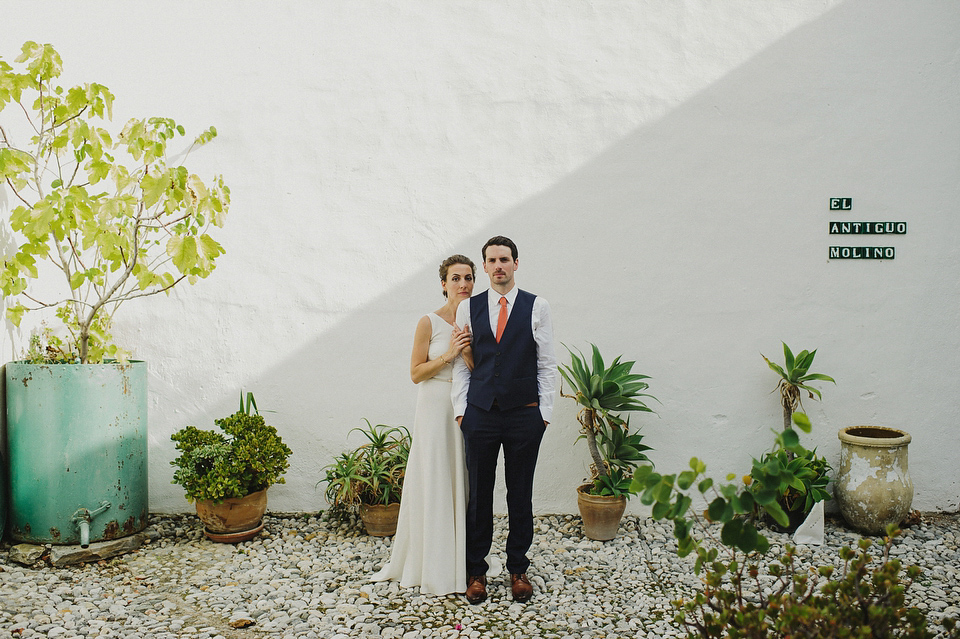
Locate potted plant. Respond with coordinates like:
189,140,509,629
760,342,835,530
560,343,657,540
0,42,230,546
752,434,833,532
320,420,411,536
170,393,291,542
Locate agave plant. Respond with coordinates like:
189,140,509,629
762,342,835,431
559,343,657,497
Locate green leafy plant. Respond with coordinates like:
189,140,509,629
760,343,835,524
170,393,291,503
560,343,656,498
633,413,819,559
754,445,832,530
670,527,960,639
23,323,74,363
320,419,411,519
631,413,957,638
0,41,230,363
763,342,835,431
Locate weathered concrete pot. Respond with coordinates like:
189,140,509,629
577,484,627,541
835,426,913,535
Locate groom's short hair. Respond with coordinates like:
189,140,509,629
482,235,518,261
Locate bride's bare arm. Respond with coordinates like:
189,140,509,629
410,316,468,383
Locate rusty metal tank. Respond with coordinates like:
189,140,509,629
6,361,148,545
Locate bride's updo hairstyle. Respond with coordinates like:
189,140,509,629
439,254,476,298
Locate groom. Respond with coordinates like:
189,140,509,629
452,235,557,604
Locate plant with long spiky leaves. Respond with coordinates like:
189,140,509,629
560,343,657,497
320,419,411,521
762,342,835,431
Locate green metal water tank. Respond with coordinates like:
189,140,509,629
6,361,148,545
0,446,6,539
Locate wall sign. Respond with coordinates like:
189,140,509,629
829,222,907,234
829,246,895,259
827,198,904,260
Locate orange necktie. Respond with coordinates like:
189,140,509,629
495,296,508,343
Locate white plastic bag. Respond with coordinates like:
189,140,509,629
792,500,825,546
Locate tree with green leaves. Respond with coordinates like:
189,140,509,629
763,342,835,431
0,41,229,362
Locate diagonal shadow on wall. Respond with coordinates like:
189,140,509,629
153,0,960,513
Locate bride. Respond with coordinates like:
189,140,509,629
371,254,500,594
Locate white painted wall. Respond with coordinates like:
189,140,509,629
2,1,958,515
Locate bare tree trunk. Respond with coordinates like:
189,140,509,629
584,409,607,480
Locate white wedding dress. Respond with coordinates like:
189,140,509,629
371,313,500,595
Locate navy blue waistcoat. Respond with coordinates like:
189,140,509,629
467,290,539,411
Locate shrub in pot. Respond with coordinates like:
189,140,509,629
560,343,657,540
760,342,835,530
0,41,229,545
320,420,411,536
754,443,832,532
171,393,291,542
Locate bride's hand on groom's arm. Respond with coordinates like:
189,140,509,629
452,324,475,370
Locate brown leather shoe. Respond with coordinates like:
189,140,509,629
465,575,487,604
510,573,533,603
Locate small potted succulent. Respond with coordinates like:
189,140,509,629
171,393,291,542
560,343,657,540
320,420,411,536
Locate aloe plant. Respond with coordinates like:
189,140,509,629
559,343,657,497
320,420,411,517
762,342,835,431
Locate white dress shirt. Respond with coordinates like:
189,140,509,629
452,287,557,423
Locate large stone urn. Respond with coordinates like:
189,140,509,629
835,426,913,535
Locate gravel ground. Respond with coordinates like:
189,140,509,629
1,511,958,638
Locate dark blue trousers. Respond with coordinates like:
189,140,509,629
460,403,545,577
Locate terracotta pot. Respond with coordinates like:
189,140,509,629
576,484,627,541
835,426,913,535
360,502,400,536
195,488,268,542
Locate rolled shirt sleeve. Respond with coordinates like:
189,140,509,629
532,297,557,424
452,300,472,420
